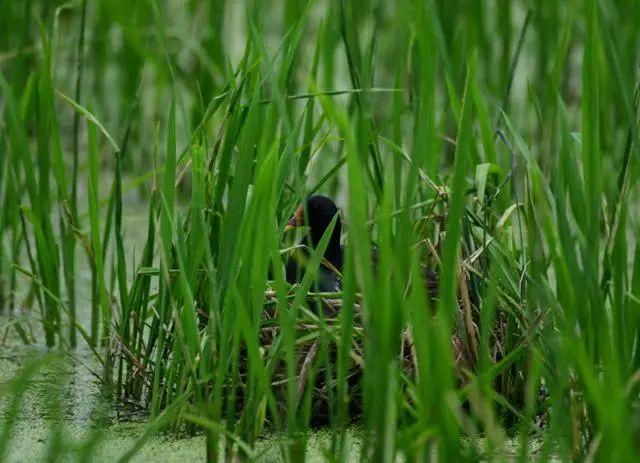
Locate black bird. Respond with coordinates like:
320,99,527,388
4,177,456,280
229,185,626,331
284,195,439,300
285,195,343,293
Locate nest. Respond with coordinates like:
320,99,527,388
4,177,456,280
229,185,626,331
252,269,476,426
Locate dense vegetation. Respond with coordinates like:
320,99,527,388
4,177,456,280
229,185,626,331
2,0,640,461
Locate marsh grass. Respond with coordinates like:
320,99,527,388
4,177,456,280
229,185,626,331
2,0,640,461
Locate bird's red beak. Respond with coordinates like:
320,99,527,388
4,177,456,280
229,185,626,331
285,205,304,232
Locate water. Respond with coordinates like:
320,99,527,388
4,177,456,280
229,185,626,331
1,319,368,462
0,203,203,461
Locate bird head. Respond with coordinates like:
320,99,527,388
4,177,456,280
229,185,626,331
285,195,341,248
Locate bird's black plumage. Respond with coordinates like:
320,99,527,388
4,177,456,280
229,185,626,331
284,195,439,301
285,195,343,293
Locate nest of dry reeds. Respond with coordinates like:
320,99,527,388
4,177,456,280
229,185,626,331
250,265,478,425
